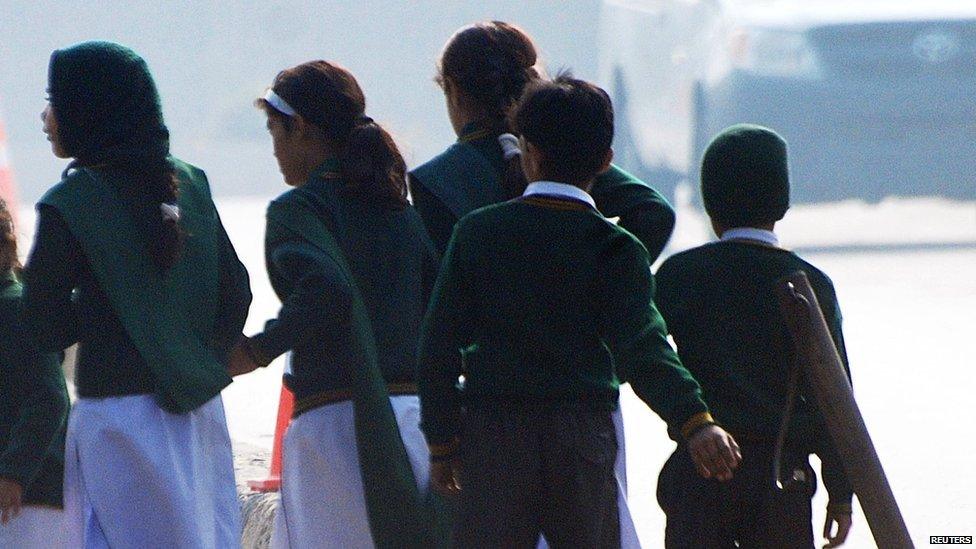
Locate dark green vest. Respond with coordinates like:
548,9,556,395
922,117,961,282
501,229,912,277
39,159,229,414
411,140,507,219
412,136,668,243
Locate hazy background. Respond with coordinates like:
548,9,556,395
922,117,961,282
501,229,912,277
3,1,975,547
0,0,603,202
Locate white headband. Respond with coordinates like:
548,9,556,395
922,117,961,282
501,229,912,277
263,88,297,117
498,133,521,160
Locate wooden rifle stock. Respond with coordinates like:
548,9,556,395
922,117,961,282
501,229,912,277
775,271,913,548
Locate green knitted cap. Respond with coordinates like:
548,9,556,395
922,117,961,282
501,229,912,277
701,124,790,227
47,41,169,174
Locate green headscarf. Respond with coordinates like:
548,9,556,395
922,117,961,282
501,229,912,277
47,41,169,177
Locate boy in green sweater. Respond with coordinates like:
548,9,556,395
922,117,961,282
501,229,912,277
654,124,855,548
418,75,741,548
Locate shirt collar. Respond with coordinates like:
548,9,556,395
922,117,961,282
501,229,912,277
523,181,596,209
0,270,18,289
721,227,780,247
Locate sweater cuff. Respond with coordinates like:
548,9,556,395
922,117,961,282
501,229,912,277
680,411,717,440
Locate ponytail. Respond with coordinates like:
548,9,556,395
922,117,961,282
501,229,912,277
339,118,409,210
497,133,528,199
263,61,410,211
107,157,184,271
439,21,540,199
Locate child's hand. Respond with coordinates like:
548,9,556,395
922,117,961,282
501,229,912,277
430,459,461,497
0,478,22,525
687,425,741,482
823,509,852,548
226,342,259,377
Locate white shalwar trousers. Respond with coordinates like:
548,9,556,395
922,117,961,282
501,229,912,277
0,505,66,548
63,394,241,549
271,395,429,549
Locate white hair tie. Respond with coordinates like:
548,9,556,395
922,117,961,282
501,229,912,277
498,133,522,160
160,203,181,223
263,88,297,117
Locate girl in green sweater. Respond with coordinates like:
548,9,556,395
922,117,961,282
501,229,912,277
24,41,251,548
228,61,439,548
0,199,69,548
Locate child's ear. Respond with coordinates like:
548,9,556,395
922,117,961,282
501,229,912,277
521,139,542,181
600,148,614,174
443,77,462,108
292,114,312,139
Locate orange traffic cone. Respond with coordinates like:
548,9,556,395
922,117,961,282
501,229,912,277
248,384,294,492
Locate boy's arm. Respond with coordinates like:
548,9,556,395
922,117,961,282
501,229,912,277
212,213,252,361
409,174,459,257
418,222,476,455
22,206,83,352
601,238,708,433
602,238,740,479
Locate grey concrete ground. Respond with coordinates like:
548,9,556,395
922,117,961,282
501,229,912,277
235,442,277,549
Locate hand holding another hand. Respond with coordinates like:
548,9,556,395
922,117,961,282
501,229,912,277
226,340,260,377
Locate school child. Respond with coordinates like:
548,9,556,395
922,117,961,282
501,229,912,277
418,75,741,548
654,124,854,548
0,199,69,548
23,41,251,548
411,21,675,261
227,60,440,548
410,22,675,546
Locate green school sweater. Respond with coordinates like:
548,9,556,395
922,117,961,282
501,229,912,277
418,195,708,445
409,123,676,261
251,160,438,399
655,241,853,504
249,159,438,547
0,274,69,507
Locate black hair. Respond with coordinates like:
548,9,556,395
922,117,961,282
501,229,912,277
511,73,615,186
259,61,408,210
439,21,539,198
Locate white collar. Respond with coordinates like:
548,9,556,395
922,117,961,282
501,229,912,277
721,227,780,247
523,181,596,209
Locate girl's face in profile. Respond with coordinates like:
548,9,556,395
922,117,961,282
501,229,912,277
266,113,304,187
41,103,67,158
